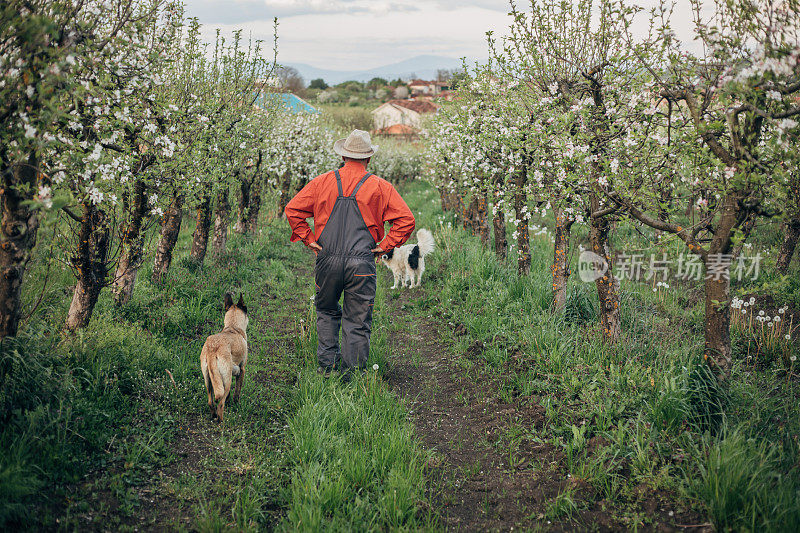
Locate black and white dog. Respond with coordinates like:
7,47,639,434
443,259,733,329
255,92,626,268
380,229,435,289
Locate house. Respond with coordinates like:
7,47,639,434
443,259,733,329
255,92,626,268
408,79,434,96
408,79,451,96
253,92,319,114
371,99,438,130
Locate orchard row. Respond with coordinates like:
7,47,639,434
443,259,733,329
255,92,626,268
0,1,419,340
424,0,799,380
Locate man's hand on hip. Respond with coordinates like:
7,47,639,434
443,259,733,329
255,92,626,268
309,242,323,254
371,246,384,262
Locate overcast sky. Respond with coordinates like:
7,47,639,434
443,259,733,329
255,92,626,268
183,0,706,71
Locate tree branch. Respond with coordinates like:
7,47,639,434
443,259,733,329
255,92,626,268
62,205,83,223
734,103,800,120
608,191,708,259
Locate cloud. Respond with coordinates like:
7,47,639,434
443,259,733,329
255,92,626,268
430,0,510,11
194,3,511,69
186,0,713,72
184,0,423,24
182,0,511,24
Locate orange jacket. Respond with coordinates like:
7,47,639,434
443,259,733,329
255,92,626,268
285,159,415,252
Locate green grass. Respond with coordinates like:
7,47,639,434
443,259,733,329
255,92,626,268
317,103,374,132
281,371,433,531
399,178,800,531
544,486,579,522
690,429,800,531
3,175,799,530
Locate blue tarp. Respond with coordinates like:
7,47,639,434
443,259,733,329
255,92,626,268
254,92,319,114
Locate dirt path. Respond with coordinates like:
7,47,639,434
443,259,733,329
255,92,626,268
385,287,557,531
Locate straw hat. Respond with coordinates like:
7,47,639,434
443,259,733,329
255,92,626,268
333,129,378,159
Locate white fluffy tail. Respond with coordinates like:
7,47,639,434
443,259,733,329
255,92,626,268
416,229,435,256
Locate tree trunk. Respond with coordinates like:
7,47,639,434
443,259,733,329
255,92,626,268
439,187,451,211
152,193,185,284
450,191,461,213
584,85,621,341
514,162,531,276
589,193,621,343
247,175,262,233
702,192,740,380
453,191,465,226
552,208,574,313
189,192,212,265
492,172,508,260
212,189,230,255
112,179,148,306
493,209,507,260
703,272,732,378
439,186,460,213
475,191,490,245
776,219,799,274
0,154,40,340
463,196,477,232
65,203,110,332
278,171,291,215
235,176,251,234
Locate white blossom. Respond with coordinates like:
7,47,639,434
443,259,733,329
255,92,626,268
87,186,103,205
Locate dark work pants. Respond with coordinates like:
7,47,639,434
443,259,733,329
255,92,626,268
315,254,376,371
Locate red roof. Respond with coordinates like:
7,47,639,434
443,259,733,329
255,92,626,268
374,124,418,136
388,99,438,114
408,79,433,86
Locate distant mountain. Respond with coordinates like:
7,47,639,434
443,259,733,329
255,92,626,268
285,54,470,85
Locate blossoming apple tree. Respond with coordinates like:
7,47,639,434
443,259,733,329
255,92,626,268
1,0,146,337
1,1,280,335
486,0,645,341
606,0,800,378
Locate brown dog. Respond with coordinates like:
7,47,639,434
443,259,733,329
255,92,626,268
200,293,249,422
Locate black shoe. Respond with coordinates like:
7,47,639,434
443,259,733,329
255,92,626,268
339,368,356,383
316,366,340,378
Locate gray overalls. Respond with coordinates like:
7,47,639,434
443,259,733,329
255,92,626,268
314,170,377,373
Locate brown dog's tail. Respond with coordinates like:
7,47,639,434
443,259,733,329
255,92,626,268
207,351,225,401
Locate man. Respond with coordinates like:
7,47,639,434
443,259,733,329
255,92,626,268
285,129,415,379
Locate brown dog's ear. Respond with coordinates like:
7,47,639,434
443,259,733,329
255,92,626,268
237,293,247,314
224,292,234,311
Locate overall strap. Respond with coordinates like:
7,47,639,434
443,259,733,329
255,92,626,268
348,172,373,198
334,169,344,197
